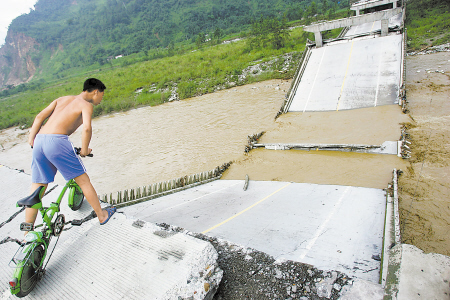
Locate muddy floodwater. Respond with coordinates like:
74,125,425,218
1,78,409,194
0,80,288,194
260,105,410,145
222,104,410,189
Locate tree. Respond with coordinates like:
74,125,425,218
270,16,289,49
248,16,289,50
310,2,318,17
322,0,329,13
213,27,223,44
196,32,206,48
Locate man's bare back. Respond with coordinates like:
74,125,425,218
39,95,93,136
28,88,103,157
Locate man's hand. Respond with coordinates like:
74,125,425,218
79,148,92,157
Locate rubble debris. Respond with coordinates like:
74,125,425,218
406,43,450,56
245,131,265,153
157,223,352,300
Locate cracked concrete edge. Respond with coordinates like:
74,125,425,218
338,278,385,300
157,223,355,299
127,218,223,300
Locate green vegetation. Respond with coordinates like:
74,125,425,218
0,25,309,130
405,0,450,50
5,0,348,81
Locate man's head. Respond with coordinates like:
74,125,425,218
83,78,106,105
83,78,106,92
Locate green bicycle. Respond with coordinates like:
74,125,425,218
8,150,88,298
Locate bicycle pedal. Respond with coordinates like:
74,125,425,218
20,222,34,232
71,219,83,226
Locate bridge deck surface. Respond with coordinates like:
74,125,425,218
121,179,386,283
289,33,402,112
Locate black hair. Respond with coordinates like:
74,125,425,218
83,78,106,92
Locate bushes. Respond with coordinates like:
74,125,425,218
406,0,450,50
136,91,167,106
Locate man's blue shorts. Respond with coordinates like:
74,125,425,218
31,134,86,184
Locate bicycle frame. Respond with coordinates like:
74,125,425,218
9,178,80,296
43,179,80,226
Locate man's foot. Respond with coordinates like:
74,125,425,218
100,207,116,225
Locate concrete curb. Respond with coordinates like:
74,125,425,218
382,169,402,299
382,169,450,300
384,244,402,299
113,175,222,209
99,162,232,208
381,171,395,287
281,47,312,115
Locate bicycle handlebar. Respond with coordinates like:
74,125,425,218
74,147,93,157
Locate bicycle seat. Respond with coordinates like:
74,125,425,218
17,186,45,207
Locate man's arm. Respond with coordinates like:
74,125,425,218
79,102,94,157
28,100,57,147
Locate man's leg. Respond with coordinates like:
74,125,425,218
74,173,109,223
24,183,48,235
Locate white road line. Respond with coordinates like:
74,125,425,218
374,43,383,106
298,186,350,260
336,41,354,111
303,47,326,112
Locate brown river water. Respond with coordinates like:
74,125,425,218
0,79,409,195
1,54,448,257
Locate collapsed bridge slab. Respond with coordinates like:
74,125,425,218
287,34,402,112
120,179,387,283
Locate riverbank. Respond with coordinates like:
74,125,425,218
398,51,450,256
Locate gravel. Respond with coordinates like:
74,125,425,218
157,223,352,300
406,43,450,56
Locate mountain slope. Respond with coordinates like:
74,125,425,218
0,0,347,88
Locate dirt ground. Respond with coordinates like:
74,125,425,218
398,51,450,256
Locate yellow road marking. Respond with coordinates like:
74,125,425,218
336,41,354,111
202,182,292,234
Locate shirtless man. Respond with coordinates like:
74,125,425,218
25,78,115,228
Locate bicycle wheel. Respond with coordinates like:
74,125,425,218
68,185,84,211
16,244,44,298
